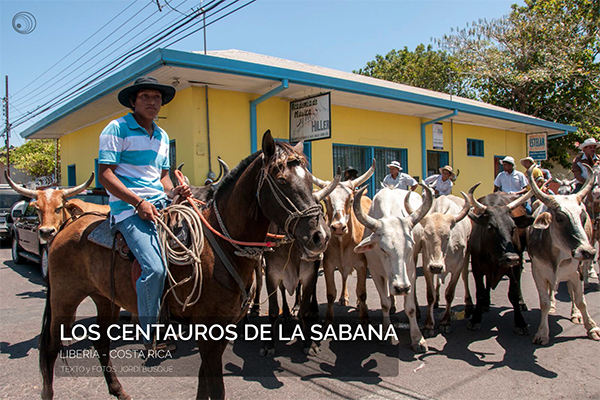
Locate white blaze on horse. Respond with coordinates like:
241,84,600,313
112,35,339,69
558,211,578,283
526,164,600,345
313,160,375,323
353,184,433,353
408,190,473,337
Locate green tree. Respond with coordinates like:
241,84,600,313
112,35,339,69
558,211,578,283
438,0,600,167
354,44,473,98
1,139,58,178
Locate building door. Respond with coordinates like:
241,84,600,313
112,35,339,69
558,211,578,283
427,150,449,177
494,155,505,180
67,164,76,186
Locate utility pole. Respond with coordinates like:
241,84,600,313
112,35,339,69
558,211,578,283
4,76,9,176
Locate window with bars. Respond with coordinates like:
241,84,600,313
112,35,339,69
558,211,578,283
467,139,484,157
373,146,409,186
332,144,408,196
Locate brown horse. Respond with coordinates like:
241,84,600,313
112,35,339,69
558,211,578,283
38,131,337,399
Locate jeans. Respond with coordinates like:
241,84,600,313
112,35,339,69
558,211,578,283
112,198,169,343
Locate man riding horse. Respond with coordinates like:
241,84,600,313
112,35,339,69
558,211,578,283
97,76,191,350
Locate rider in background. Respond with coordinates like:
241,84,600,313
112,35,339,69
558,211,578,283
572,137,600,193
382,161,417,190
424,165,454,197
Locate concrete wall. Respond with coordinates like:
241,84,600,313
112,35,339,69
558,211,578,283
60,86,528,197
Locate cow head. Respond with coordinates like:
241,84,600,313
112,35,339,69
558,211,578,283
353,184,433,295
5,171,95,244
407,190,471,274
528,164,596,261
468,183,535,287
314,159,375,237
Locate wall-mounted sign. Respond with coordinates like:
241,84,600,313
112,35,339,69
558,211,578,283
290,93,331,142
527,132,547,161
432,122,443,150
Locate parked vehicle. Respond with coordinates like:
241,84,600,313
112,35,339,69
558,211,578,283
11,188,109,281
0,184,28,243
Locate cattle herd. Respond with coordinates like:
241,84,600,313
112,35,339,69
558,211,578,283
4,140,600,399
259,161,600,354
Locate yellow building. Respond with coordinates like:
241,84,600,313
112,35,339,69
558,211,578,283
21,49,575,196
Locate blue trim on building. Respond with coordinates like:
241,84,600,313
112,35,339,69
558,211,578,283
250,79,289,153
21,48,577,139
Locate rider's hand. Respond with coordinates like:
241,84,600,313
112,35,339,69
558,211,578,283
136,200,159,222
172,184,192,198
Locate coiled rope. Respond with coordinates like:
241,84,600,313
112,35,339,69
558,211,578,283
155,202,204,311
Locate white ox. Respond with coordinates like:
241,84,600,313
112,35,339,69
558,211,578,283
313,161,375,323
526,164,600,345
353,185,433,352
408,191,472,337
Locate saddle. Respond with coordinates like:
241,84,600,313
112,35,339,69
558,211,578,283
88,220,142,289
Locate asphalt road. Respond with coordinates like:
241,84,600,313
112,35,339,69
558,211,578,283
1,245,599,400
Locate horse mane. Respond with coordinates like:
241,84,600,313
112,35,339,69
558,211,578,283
214,142,307,199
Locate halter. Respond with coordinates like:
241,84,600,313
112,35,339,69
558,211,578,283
256,165,322,237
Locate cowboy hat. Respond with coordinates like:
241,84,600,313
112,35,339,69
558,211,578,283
499,156,515,166
118,76,176,108
386,161,402,171
344,166,358,174
579,138,600,150
520,156,535,166
439,165,455,175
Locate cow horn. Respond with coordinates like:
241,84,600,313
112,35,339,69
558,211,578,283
350,159,376,188
63,173,95,198
404,190,416,215
527,165,559,208
312,175,329,189
467,182,487,214
454,191,471,222
353,186,381,231
576,164,595,203
313,167,341,202
215,157,230,183
176,162,185,171
409,183,433,226
506,190,534,211
4,170,38,198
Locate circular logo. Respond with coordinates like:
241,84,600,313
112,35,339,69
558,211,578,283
12,12,36,34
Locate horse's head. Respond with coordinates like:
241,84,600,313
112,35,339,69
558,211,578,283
4,171,95,243
257,131,338,260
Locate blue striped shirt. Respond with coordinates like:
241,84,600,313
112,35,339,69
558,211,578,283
98,113,170,223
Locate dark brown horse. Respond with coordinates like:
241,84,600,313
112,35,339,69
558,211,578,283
38,131,337,399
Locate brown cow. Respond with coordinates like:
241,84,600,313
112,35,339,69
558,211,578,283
4,172,100,243
313,160,375,323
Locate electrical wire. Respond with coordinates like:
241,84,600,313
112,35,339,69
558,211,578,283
13,1,157,109
11,0,251,130
10,0,140,100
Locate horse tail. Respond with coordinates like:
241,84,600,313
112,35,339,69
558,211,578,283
39,283,56,381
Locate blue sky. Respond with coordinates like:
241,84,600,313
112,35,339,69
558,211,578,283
0,0,523,146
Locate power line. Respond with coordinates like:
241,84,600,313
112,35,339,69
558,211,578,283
12,1,156,109
11,0,251,130
10,0,140,100
12,0,199,111
11,0,234,130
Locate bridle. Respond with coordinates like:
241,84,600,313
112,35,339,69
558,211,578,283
256,162,322,237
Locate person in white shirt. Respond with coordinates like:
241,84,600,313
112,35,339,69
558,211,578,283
382,161,417,190
493,156,528,194
424,165,454,197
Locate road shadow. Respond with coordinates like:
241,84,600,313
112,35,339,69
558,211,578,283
417,303,565,378
0,335,40,359
2,259,45,288
225,307,429,391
